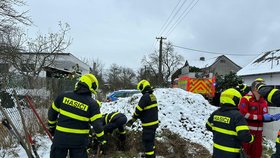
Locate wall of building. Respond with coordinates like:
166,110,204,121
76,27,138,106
211,56,241,76
263,107,280,141
241,73,280,86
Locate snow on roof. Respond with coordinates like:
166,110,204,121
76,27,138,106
188,57,217,69
101,88,217,152
237,49,280,76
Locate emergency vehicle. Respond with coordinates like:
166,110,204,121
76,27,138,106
173,72,216,100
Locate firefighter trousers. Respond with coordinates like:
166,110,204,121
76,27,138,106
142,128,156,158
50,145,88,158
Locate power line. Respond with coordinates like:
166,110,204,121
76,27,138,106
150,0,185,54
172,44,261,56
158,0,188,36
165,0,200,37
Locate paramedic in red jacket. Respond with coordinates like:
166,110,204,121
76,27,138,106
238,78,276,158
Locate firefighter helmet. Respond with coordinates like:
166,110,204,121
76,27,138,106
255,78,264,82
220,88,242,106
137,80,150,92
77,74,99,94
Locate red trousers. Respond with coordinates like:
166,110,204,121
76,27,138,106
242,131,262,158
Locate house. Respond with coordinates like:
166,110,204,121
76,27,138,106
189,55,241,77
172,55,241,83
0,53,90,78
237,49,280,85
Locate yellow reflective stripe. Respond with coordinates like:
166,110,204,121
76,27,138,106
144,103,157,110
90,113,102,122
119,131,126,134
212,126,237,136
276,137,280,144
206,121,213,129
268,89,278,103
249,135,254,143
136,105,143,111
142,120,159,127
96,100,102,107
242,85,247,91
244,96,251,101
109,112,119,123
236,125,249,132
134,112,139,116
56,126,89,134
145,151,155,155
48,120,57,124
105,114,109,124
52,102,60,112
96,131,104,137
213,143,240,153
60,109,89,122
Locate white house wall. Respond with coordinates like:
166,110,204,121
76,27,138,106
240,73,280,86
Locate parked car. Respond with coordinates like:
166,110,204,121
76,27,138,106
106,89,140,102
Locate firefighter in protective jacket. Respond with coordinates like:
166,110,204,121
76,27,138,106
102,112,127,150
255,82,280,158
206,88,254,158
126,79,159,158
48,74,106,158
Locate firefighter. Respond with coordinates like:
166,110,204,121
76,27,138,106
206,88,254,158
236,82,250,96
126,79,159,158
238,78,280,158
255,82,280,158
102,112,127,151
48,74,106,158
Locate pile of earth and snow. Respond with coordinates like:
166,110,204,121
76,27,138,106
2,88,275,158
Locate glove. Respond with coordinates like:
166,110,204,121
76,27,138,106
99,140,107,155
126,118,136,127
263,113,273,122
272,113,280,121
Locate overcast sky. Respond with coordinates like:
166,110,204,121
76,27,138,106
24,0,280,70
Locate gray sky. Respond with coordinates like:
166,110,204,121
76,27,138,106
25,0,280,70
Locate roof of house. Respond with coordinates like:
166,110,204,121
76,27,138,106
189,55,240,69
21,52,90,74
237,49,280,76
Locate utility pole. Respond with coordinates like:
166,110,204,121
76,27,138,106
156,36,166,82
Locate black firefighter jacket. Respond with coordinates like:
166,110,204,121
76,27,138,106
206,105,254,158
48,87,104,148
132,88,159,129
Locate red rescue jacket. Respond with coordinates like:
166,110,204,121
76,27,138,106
238,94,268,133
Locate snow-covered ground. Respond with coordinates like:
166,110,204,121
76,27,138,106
0,88,275,157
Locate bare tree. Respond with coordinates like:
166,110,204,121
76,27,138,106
2,23,71,77
141,41,184,87
105,64,136,91
0,0,31,33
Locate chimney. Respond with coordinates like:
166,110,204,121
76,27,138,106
200,57,205,61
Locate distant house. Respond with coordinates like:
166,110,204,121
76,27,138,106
171,55,241,84
237,49,280,85
189,55,241,76
0,53,90,78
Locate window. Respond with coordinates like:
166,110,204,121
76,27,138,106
220,59,225,63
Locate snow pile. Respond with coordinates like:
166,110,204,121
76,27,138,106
101,88,217,151
2,88,275,157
